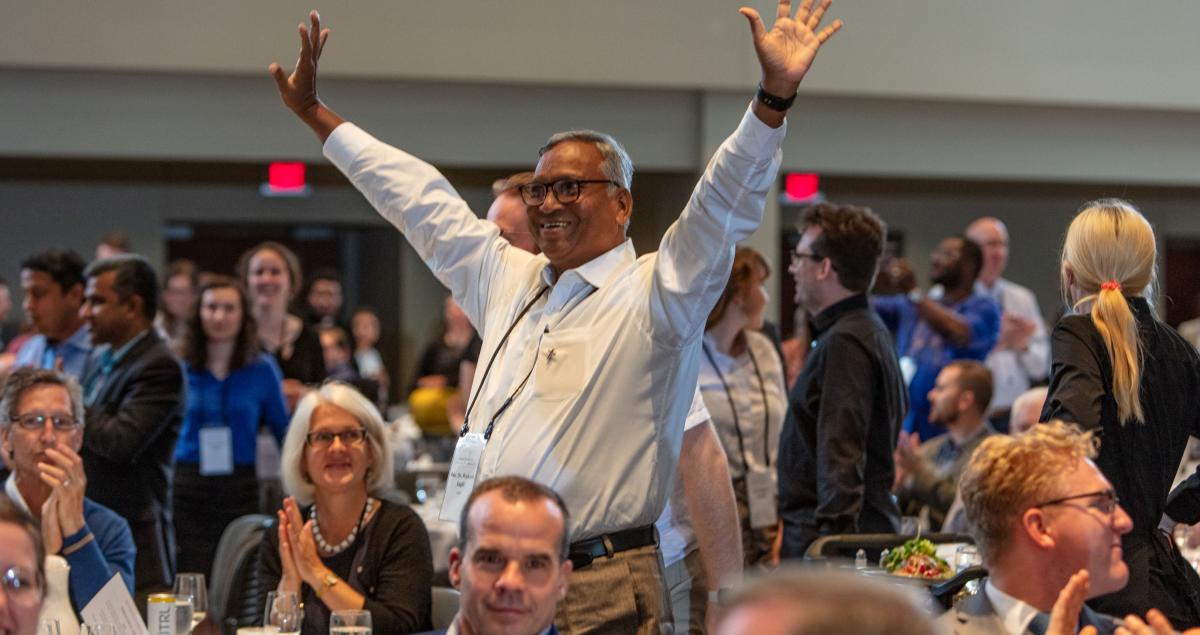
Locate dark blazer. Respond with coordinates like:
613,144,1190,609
938,585,1118,635
81,329,186,591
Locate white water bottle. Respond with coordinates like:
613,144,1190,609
37,555,81,635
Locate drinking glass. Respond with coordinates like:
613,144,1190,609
264,590,302,635
329,609,372,635
37,619,60,635
173,572,207,633
81,625,117,635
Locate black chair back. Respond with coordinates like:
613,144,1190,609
207,514,273,635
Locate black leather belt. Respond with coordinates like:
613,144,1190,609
568,525,658,570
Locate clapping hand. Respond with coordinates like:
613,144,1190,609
740,0,843,98
38,441,88,541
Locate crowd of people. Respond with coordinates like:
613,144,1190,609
5,1,1200,635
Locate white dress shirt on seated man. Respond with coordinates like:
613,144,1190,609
324,106,783,540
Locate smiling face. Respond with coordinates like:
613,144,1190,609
162,273,197,322
199,286,244,345
1039,458,1133,598
246,249,293,311
529,140,630,274
965,218,1009,285
449,491,571,635
303,403,372,497
929,237,966,288
0,522,42,635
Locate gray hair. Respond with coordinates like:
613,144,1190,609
280,382,395,505
540,130,634,191
0,368,85,429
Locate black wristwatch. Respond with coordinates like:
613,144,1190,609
756,83,797,112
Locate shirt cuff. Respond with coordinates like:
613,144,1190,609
730,103,788,159
322,122,376,172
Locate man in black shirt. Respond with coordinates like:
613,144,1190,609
778,203,908,558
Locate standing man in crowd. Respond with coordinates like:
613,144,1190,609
894,360,994,530
15,250,91,380
778,203,907,558
875,236,999,441
0,368,136,610
964,217,1049,432
941,422,1131,634
269,3,841,632
78,255,185,598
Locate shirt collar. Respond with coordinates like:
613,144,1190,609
985,578,1041,635
811,293,869,337
61,323,92,351
539,239,635,290
4,475,30,516
108,328,152,367
448,618,552,635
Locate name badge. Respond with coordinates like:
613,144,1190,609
199,425,234,476
440,432,487,522
745,467,778,529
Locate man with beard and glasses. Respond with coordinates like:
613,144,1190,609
875,236,999,442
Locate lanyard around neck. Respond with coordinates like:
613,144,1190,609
702,337,772,473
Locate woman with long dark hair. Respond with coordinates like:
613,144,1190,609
173,276,289,575
1043,199,1200,627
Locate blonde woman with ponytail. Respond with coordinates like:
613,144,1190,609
1043,199,1200,627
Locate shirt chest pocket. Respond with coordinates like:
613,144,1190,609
530,328,589,401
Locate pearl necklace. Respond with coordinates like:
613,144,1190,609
311,497,374,556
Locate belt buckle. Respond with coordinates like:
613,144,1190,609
569,551,594,570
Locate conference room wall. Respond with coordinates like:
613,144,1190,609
8,1,1200,112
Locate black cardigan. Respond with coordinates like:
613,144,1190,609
260,498,433,634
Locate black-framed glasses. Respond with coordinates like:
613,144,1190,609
1,566,41,603
305,428,368,449
518,179,619,206
11,412,78,431
791,250,825,266
1035,489,1120,515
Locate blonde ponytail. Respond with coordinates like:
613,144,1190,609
1061,200,1157,425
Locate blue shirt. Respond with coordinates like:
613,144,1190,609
14,324,92,380
175,353,290,465
874,292,999,441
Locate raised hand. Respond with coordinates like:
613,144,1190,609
1046,570,1090,635
269,11,345,141
739,0,843,97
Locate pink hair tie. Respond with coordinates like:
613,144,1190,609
1101,280,1122,292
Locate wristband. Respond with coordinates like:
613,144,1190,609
756,84,797,112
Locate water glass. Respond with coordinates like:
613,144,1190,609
330,609,372,635
81,625,117,635
264,590,302,635
37,619,60,635
954,544,981,573
173,572,207,633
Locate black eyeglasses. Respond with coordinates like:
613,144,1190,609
305,428,368,449
1,566,41,603
1035,489,1120,515
11,412,78,431
791,250,825,266
518,179,619,206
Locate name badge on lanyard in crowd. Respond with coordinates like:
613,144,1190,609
745,467,778,529
440,432,487,522
199,424,234,476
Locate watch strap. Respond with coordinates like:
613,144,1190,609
756,84,797,112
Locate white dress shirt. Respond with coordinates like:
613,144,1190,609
985,579,1042,635
975,278,1050,412
655,389,713,568
324,105,783,540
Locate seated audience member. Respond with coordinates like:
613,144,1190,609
0,369,135,614
941,421,1132,634
409,297,475,436
350,306,389,398
414,476,572,635
174,276,289,576
0,494,46,635
1008,387,1048,436
965,217,1049,432
238,242,325,409
874,236,1000,441
261,383,432,634
155,259,199,352
894,360,994,530
714,568,938,635
78,255,185,595
15,250,91,380
0,276,12,350
320,325,381,406
303,268,347,330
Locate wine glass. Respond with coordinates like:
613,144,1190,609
329,609,371,635
263,590,301,635
173,572,207,634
